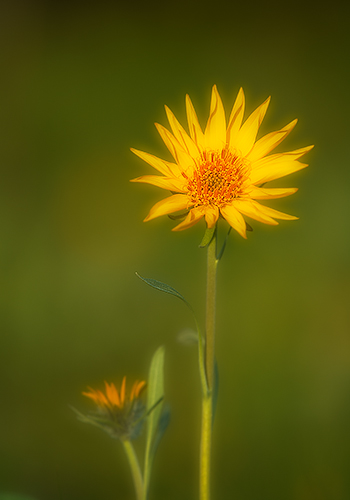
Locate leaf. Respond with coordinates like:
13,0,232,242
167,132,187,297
136,273,191,309
199,226,216,248
143,346,165,496
217,227,231,261
145,396,164,418
150,404,171,458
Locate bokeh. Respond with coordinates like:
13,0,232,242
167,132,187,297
1,1,349,499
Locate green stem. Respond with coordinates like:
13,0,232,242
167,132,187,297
122,440,144,500
205,227,218,391
200,393,213,500
200,227,218,500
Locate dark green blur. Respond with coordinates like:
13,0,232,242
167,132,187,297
1,1,349,499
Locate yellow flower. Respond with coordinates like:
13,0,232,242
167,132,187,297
131,86,313,238
79,377,146,441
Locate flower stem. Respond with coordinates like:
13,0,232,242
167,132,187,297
200,392,213,500
122,440,144,500
200,227,218,500
205,227,217,391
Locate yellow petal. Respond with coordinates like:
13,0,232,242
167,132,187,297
235,96,270,156
131,148,177,176
165,105,200,158
144,194,189,221
172,207,205,231
256,203,298,221
253,144,314,168
250,159,308,185
204,85,226,150
204,205,219,228
131,175,186,192
186,94,205,151
250,145,313,184
248,119,298,162
227,87,245,148
249,186,298,199
220,204,247,238
155,123,196,170
233,199,278,225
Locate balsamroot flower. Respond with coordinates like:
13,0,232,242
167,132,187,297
131,86,313,238
77,377,146,441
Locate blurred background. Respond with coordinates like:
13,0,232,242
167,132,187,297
1,0,349,499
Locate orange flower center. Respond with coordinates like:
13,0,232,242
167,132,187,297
184,148,250,208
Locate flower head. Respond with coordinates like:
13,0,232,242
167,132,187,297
131,86,313,238
78,377,146,441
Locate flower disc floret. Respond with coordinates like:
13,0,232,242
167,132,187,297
185,148,251,208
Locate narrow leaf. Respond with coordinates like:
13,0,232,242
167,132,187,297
144,346,165,495
136,273,191,308
217,227,231,261
150,404,171,458
145,396,164,418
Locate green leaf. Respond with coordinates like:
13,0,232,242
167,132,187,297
217,227,231,261
150,404,171,458
144,346,165,496
199,226,216,248
136,273,191,309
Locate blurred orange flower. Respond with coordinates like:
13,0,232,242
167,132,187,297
79,377,146,441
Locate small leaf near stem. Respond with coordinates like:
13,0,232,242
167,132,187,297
199,226,216,248
216,227,231,262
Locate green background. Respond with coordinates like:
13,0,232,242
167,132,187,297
1,1,349,499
